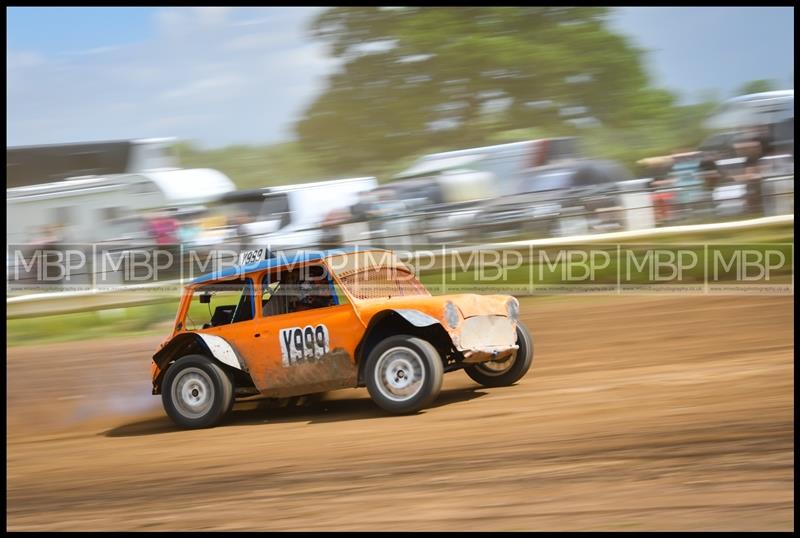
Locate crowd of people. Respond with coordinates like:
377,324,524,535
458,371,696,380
641,126,793,225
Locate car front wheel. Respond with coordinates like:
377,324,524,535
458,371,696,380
365,335,444,414
464,322,534,387
161,354,234,429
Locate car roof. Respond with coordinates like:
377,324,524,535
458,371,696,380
189,246,381,285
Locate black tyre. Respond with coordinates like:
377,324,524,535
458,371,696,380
465,322,534,387
161,354,235,429
365,335,444,414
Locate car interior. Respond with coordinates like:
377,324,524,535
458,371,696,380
262,265,336,317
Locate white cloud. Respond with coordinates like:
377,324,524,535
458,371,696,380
223,32,288,53
7,51,45,69
7,7,334,147
61,45,120,57
154,8,186,35
232,17,273,27
159,75,244,102
195,7,231,27
145,113,219,130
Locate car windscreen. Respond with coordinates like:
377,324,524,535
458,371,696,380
520,169,574,192
337,267,430,301
572,161,632,187
234,200,266,219
259,193,291,228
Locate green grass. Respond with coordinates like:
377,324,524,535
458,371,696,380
417,246,793,293
417,222,793,285
7,301,180,347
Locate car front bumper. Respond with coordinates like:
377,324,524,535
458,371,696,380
451,315,519,363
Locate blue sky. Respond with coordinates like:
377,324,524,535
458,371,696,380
6,7,795,148
7,8,156,51
611,7,794,102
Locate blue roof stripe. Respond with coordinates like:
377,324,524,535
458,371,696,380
189,246,369,285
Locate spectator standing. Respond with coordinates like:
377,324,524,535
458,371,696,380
640,156,675,226
697,150,723,214
672,151,704,218
147,210,179,245
146,210,180,280
734,141,766,216
177,218,201,247
30,224,65,286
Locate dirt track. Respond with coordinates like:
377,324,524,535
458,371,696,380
6,295,794,531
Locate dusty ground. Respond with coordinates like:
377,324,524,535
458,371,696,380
6,295,794,531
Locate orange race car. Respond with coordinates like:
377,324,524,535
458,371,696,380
151,247,533,428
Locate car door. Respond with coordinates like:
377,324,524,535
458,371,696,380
238,263,363,398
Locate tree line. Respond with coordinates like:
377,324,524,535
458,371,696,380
182,8,782,187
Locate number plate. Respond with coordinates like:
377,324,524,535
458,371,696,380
239,248,267,265
279,324,331,366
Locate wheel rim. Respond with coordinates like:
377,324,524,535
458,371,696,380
374,346,426,402
172,367,215,419
475,354,517,376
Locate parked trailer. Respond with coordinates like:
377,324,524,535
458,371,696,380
6,169,236,244
395,138,581,197
6,138,180,189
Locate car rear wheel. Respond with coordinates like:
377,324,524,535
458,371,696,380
365,335,444,414
162,354,234,429
465,322,534,387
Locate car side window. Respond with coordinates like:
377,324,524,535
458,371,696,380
185,278,254,330
262,265,338,317
261,272,286,317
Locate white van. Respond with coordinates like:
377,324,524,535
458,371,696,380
220,177,379,249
